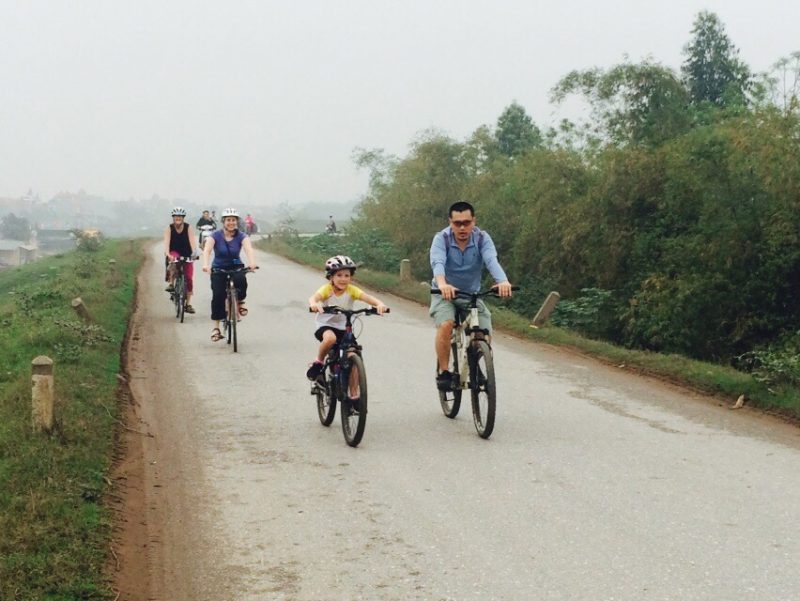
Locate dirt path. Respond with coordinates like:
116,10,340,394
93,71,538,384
110,250,226,601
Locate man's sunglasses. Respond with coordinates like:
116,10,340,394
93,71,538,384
451,219,473,228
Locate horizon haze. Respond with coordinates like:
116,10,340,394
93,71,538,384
1,0,798,206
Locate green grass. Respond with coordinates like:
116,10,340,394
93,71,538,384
258,237,800,421
0,240,143,601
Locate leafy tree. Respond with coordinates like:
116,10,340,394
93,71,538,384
0,213,31,241
681,11,751,108
495,102,542,157
552,60,691,147
756,51,800,115
354,131,470,278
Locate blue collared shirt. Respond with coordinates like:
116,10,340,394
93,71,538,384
430,226,508,293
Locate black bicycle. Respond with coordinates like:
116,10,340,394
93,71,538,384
212,266,255,352
433,287,518,439
309,306,388,447
169,257,192,323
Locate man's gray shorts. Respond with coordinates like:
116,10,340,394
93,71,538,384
429,295,492,332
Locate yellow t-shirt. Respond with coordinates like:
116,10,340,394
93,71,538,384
314,283,364,330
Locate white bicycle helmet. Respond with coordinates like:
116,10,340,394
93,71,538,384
171,206,187,216
325,255,357,278
221,207,240,218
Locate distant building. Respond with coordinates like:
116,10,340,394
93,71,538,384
37,228,76,253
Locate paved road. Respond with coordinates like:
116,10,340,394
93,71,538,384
129,243,800,601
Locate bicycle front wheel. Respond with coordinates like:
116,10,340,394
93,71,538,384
315,368,337,426
175,275,186,322
341,354,367,447
438,340,462,418
228,288,238,352
470,341,496,439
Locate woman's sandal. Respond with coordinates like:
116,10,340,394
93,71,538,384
238,303,248,317
211,328,223,342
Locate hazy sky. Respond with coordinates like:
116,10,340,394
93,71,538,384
1,1,797,206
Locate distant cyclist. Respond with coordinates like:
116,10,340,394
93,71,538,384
245,213,256,236
196,209,217,246
163,206,198,313
201,207,258,342
306,255,387,379
430,201,513,391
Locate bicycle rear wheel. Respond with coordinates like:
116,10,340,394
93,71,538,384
229,288,238,352
315,367,337,426
470,341,496,439
438,339,462,418
341,354,367,447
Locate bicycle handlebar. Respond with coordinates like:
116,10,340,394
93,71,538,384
308,306,390,315
211,266,258,274
169,256,193,263
431,286,520,298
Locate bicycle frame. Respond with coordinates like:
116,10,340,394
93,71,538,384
447,293,491,390
212,266,254,352
432,286,518,439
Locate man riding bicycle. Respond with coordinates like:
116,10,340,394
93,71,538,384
430,201,513,391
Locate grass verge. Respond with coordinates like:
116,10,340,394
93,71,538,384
0,240,143,600
257,236,800,422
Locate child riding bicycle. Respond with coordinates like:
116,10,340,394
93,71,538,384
306,255,388,380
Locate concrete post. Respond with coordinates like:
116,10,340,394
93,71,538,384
32,356,54,433
532,291,560,327
71,297,93,322
400,259,411,281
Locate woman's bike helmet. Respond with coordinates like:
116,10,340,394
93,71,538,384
325,255,357,278
171,206,187,216
221,207,240,218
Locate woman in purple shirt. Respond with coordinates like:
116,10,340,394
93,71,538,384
201,207,257,342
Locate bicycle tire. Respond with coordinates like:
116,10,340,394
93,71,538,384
230,288,238,352
315,367,337,426
439,340,462,418
176,274,186,323
470,340,496,439
341,353,367,447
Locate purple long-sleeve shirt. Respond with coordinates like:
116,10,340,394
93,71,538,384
430,226,508,293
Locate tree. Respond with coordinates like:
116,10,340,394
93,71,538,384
756,51,800,116
0,213,31,241
681,11,751,108
495,102,542,157
551,60,691,147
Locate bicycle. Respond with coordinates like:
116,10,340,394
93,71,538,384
308,305,389,447
169,257,192,323
212,266,256,352
433,286,518,439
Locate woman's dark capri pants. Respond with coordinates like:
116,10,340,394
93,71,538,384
210,267,248,320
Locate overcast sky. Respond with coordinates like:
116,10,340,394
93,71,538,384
1,0,797,206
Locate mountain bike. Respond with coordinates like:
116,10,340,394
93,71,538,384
309,306,389,447
433,286,518,439
212,266,256,352
169,257,192,323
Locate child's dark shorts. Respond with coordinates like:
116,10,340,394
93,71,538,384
314,326,346,342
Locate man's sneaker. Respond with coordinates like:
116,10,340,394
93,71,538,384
165,284,175,292
436,370,453,391
306,361,324,380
